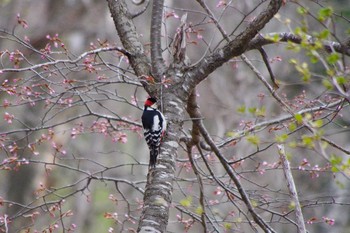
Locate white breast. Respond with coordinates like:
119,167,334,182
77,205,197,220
152,114,160,131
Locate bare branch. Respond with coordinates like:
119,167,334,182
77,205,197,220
247,32,350,56
277,144,307,233
150,0,167,81
258,47,279,89
107,0,151,77
186,0,283,90
0,46,129,72
131,0,151,18
186,87,276,233
219,99,344,147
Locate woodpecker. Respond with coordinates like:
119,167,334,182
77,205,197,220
141,97,167,168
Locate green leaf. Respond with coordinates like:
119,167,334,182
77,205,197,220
271,33,280,42
327,53,340,64
224,223,232,230
301,135,314,148
236,105,246,114
180,196,192,207
287,42,300,52
318,29,330,39
294,114,303,124
275,133,289,143
294,26,302,36
309,54,319,64
318,7,333,21
289,122,297,132
310,119,323,128
295,62,311,82
313,40,323,50
226,131,239,138
255,106,266,117
336,76,347,85
246,135,260,145
289,58,297,64
288,201,296,210
248,107,257,115
331,166,340,173
265,33,280,42
327,69,335,76
304,113,312,120
297,6,308,15
330,154,342,166
250,199,258,208
322,79,333,90
195,205,203,215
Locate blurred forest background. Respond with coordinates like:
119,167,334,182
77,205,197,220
0,0,350,232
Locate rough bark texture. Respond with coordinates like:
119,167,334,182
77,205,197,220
150,0,167,81
107,0,150,77
138,92,185,233
106,0,284,232
107,2,188,232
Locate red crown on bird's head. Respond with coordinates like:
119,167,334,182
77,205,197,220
144,97,157,107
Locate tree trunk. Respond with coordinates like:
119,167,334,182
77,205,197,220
106,0,284,231
138,92,185,232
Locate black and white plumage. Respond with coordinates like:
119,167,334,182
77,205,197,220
141,97,167,168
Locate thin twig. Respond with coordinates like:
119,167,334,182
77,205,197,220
187,88,276,233
1,46,130,72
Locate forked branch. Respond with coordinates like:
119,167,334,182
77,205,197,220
186,89,276,233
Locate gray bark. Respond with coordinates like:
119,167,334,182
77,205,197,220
106,0,284,232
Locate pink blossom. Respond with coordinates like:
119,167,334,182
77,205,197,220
298,158,310,170
130,95,138,106
17,14,28,28
112,132,127,143
9,53,15,62
213,187,222,195
71,128,79,139
216,1,227,8
323,216,335,226
270,56,282,63
4,112,14,124
259,168,266,175
208,199,219,205
164,11,179,19
306,217,317,224
3,99,10,108
24,36,30,43
118,133,128,143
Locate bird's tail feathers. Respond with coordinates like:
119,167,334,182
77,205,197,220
149,146,159,168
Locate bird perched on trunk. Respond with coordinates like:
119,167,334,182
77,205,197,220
141,97,167,168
